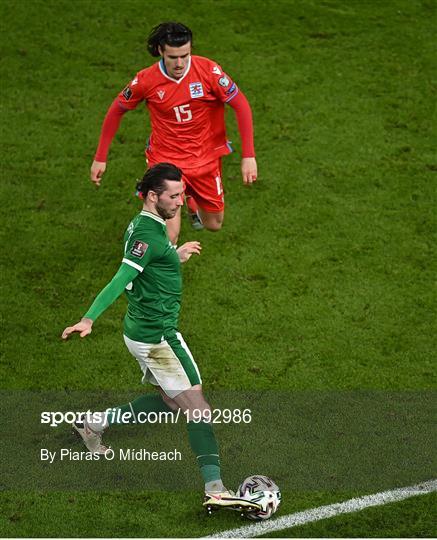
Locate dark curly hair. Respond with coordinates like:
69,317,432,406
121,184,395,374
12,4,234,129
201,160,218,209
136,163,182,199
147,22,192,57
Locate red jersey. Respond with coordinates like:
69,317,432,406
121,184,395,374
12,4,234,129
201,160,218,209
117,55,239,169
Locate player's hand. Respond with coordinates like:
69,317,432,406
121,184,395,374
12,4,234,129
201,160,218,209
177,241,202,263
62,318,93,340
90,160,106,186
241,157,257,185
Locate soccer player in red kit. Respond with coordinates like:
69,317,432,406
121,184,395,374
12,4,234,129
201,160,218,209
91,22,257,244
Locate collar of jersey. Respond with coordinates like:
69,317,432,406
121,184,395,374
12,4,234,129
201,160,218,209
141,210,165,225
158,56,192,84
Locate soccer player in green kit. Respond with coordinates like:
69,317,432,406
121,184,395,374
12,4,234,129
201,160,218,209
62,163,257,513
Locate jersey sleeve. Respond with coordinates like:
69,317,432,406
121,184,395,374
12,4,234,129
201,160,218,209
122,227,157,272
227,91,255,157
117,72,145,110
83,263,139,321
208,63,239,103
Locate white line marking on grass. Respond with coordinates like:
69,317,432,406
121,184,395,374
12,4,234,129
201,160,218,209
205,479,437,538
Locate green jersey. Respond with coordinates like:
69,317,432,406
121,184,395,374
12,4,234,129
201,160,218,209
121,210,181,343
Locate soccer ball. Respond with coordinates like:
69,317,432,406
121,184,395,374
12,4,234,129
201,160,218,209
237,475,281,520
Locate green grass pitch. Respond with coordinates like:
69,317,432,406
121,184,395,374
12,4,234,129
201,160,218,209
1,0,436,537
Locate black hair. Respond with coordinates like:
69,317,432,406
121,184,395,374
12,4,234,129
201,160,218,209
136,162,182,199
147,22,193,57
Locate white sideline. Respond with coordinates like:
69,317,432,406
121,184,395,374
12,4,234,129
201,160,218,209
205,479,437,538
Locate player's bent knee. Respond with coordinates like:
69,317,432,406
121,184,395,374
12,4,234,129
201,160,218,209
199,211,224,232
175,384,212,420
203,217,223,232
158,388,179,412
204,222,223,232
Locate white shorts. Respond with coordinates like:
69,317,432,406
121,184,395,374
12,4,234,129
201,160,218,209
123,333,202,399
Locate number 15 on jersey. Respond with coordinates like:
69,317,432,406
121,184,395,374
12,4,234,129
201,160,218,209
173,104,192,122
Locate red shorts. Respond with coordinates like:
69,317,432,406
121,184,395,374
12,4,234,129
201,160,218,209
147,158,224,213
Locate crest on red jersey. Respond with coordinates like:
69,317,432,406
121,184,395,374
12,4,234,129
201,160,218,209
189,82,204,98
157,90,165,100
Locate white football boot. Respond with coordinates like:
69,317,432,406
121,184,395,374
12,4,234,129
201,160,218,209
72,417,110,455
203,489,262,514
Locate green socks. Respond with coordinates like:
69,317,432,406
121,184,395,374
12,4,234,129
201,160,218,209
102,397,223,488
187,421,222,485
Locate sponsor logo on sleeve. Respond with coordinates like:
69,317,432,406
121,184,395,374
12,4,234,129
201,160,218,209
131,76,138,86
130,240,148,258
225,82,237,95
212,66,221,75
189,82,204,98
122,86,133,100
218,75,230,87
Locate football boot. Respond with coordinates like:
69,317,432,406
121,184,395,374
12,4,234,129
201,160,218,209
72,417,110,455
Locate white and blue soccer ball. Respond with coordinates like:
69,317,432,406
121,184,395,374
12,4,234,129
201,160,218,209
237,475,281,520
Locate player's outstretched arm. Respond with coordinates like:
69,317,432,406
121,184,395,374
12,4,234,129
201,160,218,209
61,263,139,340
91,99,128,186
227,91,257,184
177,241,202,263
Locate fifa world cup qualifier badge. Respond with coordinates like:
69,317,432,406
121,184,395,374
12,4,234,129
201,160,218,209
130,241,148,258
